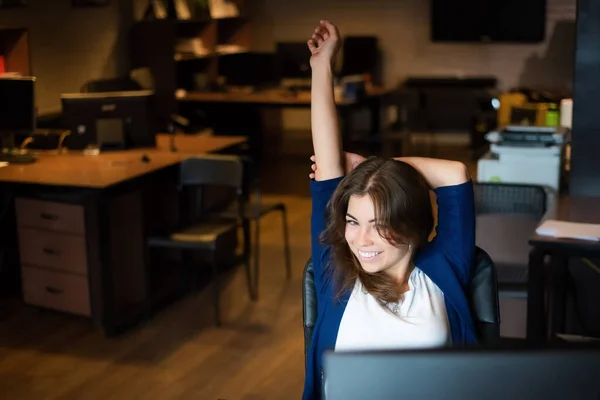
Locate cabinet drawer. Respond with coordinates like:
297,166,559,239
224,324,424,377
15,198,85,235
22,266,91,317
18,228,88,275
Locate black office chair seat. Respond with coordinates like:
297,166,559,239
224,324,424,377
148,220,240,250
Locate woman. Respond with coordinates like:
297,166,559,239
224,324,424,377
304,20,477,399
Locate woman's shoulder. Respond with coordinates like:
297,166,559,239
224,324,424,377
414,246,464,283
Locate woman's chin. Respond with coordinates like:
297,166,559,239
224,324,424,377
359,261,384,274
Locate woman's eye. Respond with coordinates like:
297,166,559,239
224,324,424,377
346,220,357,226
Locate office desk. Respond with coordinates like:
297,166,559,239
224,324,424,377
178,86,391,153
179,86,389,106
0,134,246,187
527,196,600,343
0,134,246,335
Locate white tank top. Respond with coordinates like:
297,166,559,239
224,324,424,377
335,267,451,351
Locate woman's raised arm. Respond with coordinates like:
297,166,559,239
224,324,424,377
308,20,344,181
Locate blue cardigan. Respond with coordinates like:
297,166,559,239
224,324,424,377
303,177,478,400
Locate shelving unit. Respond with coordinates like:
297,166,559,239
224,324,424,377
129,0,250,119
0,27,31,76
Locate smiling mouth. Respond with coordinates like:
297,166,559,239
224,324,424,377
357,250,382,260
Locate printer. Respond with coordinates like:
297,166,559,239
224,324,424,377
477,125,569,192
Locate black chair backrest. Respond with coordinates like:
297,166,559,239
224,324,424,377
302,246,500,365
179,154,244,190
80,77,143,93
473,182,547,220
177,155,246,222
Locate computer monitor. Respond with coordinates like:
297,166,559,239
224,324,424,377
0,76,36,137
218,52,278,88
61,90,157,151
323,347,600,400
276,42,312,79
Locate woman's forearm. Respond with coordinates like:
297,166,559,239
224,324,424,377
393,157,470,189
311,66,343,181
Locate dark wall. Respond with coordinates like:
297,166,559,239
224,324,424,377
569,0,600,197
0,0,134,113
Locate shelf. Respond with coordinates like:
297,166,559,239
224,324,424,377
0,28,30,76
175,53,215,61
128,2,251,114
217,17,250,48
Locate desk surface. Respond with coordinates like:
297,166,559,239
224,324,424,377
178,86,389,106
530,196,600,251
0,134,246,189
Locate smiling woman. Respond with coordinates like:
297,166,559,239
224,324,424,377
303,19,477,400
321,156,434,303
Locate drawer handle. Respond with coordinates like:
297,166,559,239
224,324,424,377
40,213,59,221
42,247,60,256
45,286,64,295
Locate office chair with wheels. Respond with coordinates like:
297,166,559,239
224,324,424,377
147,154,253,326
302,246,500,364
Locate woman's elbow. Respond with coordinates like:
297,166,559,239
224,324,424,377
450,161,470,184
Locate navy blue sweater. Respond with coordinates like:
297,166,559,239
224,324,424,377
303,176,478,400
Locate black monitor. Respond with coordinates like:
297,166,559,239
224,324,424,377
276,42,312,79
61,90,157,151
0,76,36,136
431,0,546,43
323,347,600,400
218,52,278,88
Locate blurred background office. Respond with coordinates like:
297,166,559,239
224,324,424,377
1,0,599,399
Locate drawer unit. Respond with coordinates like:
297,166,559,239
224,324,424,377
17,228,88,275
21,266,91,317
15,197,90,316
15,198,85,235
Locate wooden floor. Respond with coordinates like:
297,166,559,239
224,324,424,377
0,132,479,399
0,194,312,400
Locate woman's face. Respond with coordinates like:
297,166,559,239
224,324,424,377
344,194,413,280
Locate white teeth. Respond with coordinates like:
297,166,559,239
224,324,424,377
358,250,380,259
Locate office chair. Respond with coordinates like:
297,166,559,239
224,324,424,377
302,246,500,363
147,154,253,326
473,182,547,298
217,157,292,299
80,77,143,93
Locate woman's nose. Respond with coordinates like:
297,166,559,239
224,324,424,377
357,227,374,247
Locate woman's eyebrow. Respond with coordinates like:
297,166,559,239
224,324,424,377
346,213,376,222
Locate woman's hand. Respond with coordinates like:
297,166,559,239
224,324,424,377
309,152,366,179
307,20,342,70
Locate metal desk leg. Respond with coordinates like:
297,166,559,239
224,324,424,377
549,252,569,339
527,247,546,344
368,96,382,138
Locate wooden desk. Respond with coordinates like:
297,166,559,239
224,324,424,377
0,134,246,335
527,196,600,343
178,86,389,106
177,86,391,154
0,134,246,188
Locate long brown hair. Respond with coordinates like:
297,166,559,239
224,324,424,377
320,157,434,304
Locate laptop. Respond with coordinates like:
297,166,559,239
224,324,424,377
323,346,600,400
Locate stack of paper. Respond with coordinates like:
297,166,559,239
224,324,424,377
536,219,600,241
